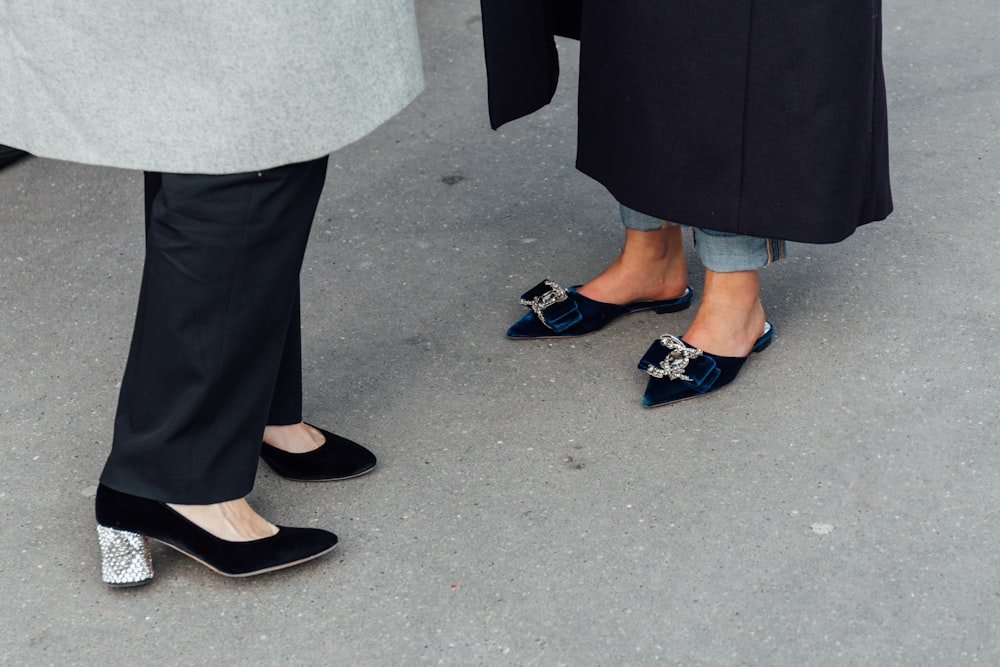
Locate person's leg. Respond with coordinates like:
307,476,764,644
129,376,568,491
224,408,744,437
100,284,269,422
255,272,377,480
681,228,784,356
95,189,343,581
260,293,328,454
134,172,283,537
637,228,784,407
265,292,304,427
575,203,688,304
100,156,329,508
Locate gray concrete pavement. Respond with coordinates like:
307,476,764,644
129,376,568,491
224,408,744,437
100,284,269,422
2,1,998,664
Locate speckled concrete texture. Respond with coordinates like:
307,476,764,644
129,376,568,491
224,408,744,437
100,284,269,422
1,1,998,665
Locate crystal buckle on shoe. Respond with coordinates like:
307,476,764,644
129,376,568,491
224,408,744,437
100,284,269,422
520,280,570,328
646,334,703,381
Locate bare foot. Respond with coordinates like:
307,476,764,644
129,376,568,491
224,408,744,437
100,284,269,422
167,498,279,542
263,422,326,454
681,269,767,357
575,225,689,305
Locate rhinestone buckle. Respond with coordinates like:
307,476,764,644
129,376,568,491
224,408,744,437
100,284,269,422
646,334,703,381
519,280,570,328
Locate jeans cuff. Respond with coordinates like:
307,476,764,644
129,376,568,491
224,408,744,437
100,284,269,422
692,228,785,272
619,204,679,231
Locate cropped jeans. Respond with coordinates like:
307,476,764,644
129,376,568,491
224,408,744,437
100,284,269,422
619,204,785,272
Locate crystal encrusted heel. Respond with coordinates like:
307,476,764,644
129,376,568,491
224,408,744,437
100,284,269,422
97,524,154,587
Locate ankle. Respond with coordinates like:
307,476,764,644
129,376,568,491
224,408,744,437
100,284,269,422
682,270,766,356
622,225,682,257
577,228,688,304
263,422,326,454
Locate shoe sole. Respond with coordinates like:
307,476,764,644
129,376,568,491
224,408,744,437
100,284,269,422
260,461,377,483
155,539,338,577
506,301,692,340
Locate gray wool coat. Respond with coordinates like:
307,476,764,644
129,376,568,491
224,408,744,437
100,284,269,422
0,1,423,173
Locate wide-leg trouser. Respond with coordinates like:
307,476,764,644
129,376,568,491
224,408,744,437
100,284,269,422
100,156,328,504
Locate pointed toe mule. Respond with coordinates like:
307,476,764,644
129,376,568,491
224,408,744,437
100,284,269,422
507,279,693,339
638,322,774,408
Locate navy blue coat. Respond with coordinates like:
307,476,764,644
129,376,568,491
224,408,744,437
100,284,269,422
481,1,892,243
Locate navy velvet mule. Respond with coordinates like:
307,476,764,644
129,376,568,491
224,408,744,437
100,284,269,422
507,279,693,339
638,322,774,408
260,425,376,482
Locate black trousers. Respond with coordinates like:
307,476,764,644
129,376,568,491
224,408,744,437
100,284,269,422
100,156,329,503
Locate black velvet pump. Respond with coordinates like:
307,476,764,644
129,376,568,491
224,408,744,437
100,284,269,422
260,425,376,482
95,484,338,586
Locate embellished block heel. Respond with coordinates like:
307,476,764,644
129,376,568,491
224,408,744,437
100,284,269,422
97,524,154,587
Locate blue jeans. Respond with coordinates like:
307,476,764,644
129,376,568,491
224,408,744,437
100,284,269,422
619,204,785,272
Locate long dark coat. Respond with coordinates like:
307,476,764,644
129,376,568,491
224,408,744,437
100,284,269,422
481,1,892,243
